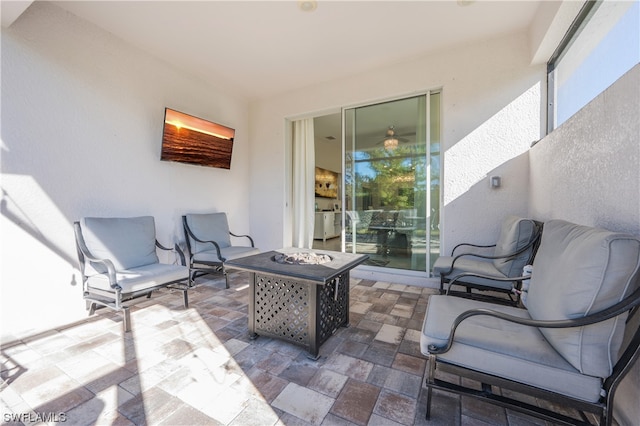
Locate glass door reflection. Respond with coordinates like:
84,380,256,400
343,93,440,272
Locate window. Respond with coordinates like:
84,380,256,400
547,0,640,132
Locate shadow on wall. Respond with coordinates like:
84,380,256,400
1,188,77,269
440,83,541,254
442,151,531,253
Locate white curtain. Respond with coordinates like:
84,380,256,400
292,118,315,248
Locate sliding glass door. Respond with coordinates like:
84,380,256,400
343,92,440,272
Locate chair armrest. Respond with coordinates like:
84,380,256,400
440,251,502,276
82,253,118,287
155,240,186,266
451,243,496,256
183,224,224,260
448,222,543,262
230,231,255,247
74,222,118,288
428,286,640,355
443,235,540,277
445,273,527,294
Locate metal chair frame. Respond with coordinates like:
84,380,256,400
439,220,543,305
424,286,640,425
182,215,256,288
74,221,189,332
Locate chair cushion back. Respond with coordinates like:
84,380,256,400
185,213,232,254
492,216,537,276
81,216,159,273
526,220,640,377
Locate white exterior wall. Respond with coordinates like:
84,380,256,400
529,64,640,425
0,3,251,341
249,34,544,260
529,64,640,233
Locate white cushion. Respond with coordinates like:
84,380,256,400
81,216,159,273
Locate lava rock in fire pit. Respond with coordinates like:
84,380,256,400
273,252,332,265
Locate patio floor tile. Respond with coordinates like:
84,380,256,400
391,352,427,376
272,383,334,425
373,389,417,425
0,273,553,425
307,369,349,398
330,379,381,425
374,323,405,345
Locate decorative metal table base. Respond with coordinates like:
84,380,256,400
226,248,368,360
249,272,350,359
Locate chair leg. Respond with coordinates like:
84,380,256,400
182,289,189,308
188,270,195,287
425,354,437,420
122,306,131,332
223,265,230,289
88,302,97,316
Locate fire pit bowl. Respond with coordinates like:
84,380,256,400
272,252,332,265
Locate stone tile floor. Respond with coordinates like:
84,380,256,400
1,273,562,425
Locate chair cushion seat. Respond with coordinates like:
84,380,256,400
421,295,604,402
193,246,260,264
433,256,512,290
86,263,188,294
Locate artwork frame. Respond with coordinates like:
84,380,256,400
315,167,339,198
161,108,235,169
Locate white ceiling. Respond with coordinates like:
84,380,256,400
42,0,545,101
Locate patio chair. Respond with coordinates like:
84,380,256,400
421,219,640,425
432,215,542,305
346,210,379,251
346,210,381,234
182,212,260,288
393,208,418,251
74,216,190,332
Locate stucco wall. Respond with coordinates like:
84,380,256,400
529,63,640,425
529,64,640,233
0,2,251,341
249,33,544,267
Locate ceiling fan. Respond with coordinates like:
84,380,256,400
376,126,413,150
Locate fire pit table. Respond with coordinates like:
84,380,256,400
226,248,368,359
